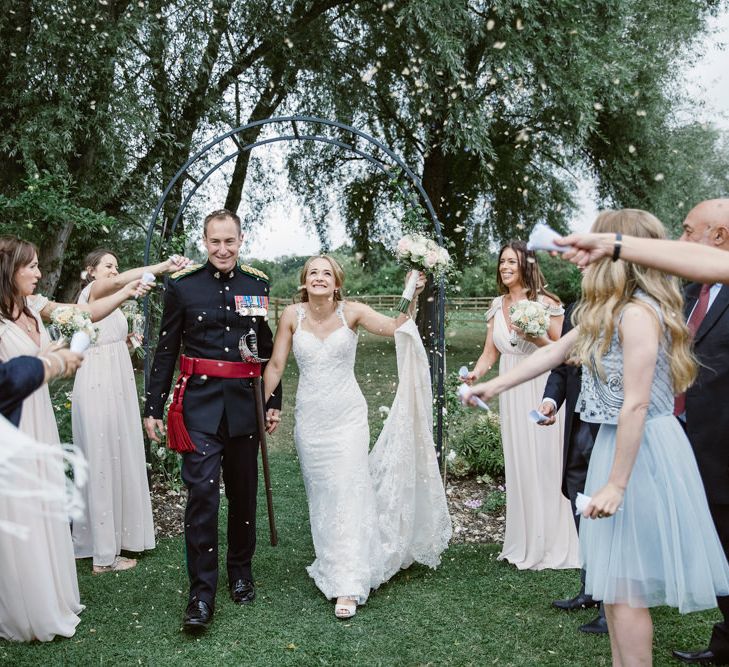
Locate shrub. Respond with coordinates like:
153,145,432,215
448,412,505,479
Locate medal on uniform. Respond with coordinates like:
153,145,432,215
235,295,269,317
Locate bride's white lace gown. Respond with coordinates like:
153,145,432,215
292,303,451,604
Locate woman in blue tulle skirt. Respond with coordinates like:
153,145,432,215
464,209,729,666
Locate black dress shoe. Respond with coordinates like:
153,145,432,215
579,615,609,634
183,600,213,633
230,578,256,605
552,592,599,611
673,648,729,665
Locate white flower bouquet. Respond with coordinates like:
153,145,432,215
508,299,550,346
121,300,146,358
395,232,451,313
49,306,99,348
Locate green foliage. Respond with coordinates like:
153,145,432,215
449,412,505,479
249,243,582,305
2,0,727,303
0,174,117,243
483,489,507,512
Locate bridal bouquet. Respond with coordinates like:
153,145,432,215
508,299,550,346
49,306,99,347
395,232,451,313
121,300,146,358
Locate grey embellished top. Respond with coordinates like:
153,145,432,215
577,291,675,424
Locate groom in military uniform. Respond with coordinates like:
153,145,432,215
144,209,282,633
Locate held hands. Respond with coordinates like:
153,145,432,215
144,416,166,443
265,408,281,435
583,482,624,519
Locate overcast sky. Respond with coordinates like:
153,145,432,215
241,11,729,260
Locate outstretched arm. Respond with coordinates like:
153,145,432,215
347,272,426,338
88,256,190,301
463,328,579,405
39,279,153,323
559,233,729,284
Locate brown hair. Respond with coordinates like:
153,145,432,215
203,209,241,236
0,236,39,323
297,255,345,302
496,239,559,303
81,248,119,287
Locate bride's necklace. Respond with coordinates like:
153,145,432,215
307,302,337,325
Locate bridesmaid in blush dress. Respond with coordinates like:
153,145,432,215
0,236,148,641
462,240,579,570
71,248,189,573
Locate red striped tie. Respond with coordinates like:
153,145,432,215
674,284,711,416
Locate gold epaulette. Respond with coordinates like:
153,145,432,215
239,263,269,282
170,263,204,280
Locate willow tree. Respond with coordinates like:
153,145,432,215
284,0,728,264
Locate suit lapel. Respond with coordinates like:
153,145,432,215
695,285,729,344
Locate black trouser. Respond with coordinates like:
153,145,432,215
709,503,729,657
182,418,259,608
564,416,604,617
564,417,597,535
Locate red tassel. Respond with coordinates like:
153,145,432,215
166,402,196,453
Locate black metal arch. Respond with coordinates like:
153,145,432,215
143,115,447,454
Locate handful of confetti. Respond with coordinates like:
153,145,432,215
457,383,491,411
526,223,571,253
575,492,623,516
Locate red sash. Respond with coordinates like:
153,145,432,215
167,355,261,453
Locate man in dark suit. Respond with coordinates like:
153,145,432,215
144,209,282,633
672,199,729,666
538,302,607,634
0,349,82,425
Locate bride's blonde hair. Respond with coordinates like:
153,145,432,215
572,209,696,393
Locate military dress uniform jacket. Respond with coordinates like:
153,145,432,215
144,260,282,438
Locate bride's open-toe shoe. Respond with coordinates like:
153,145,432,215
334,597,357,619
93,555,137,574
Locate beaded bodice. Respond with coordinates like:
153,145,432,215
577,292,675,424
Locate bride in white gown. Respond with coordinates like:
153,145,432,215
262,256,452,619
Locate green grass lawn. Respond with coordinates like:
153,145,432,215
2,326,721,665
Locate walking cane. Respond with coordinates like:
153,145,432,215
240,332,278,547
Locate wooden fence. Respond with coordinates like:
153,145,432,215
269,295,494,326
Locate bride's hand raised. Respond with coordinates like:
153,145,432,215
405,270,427,295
